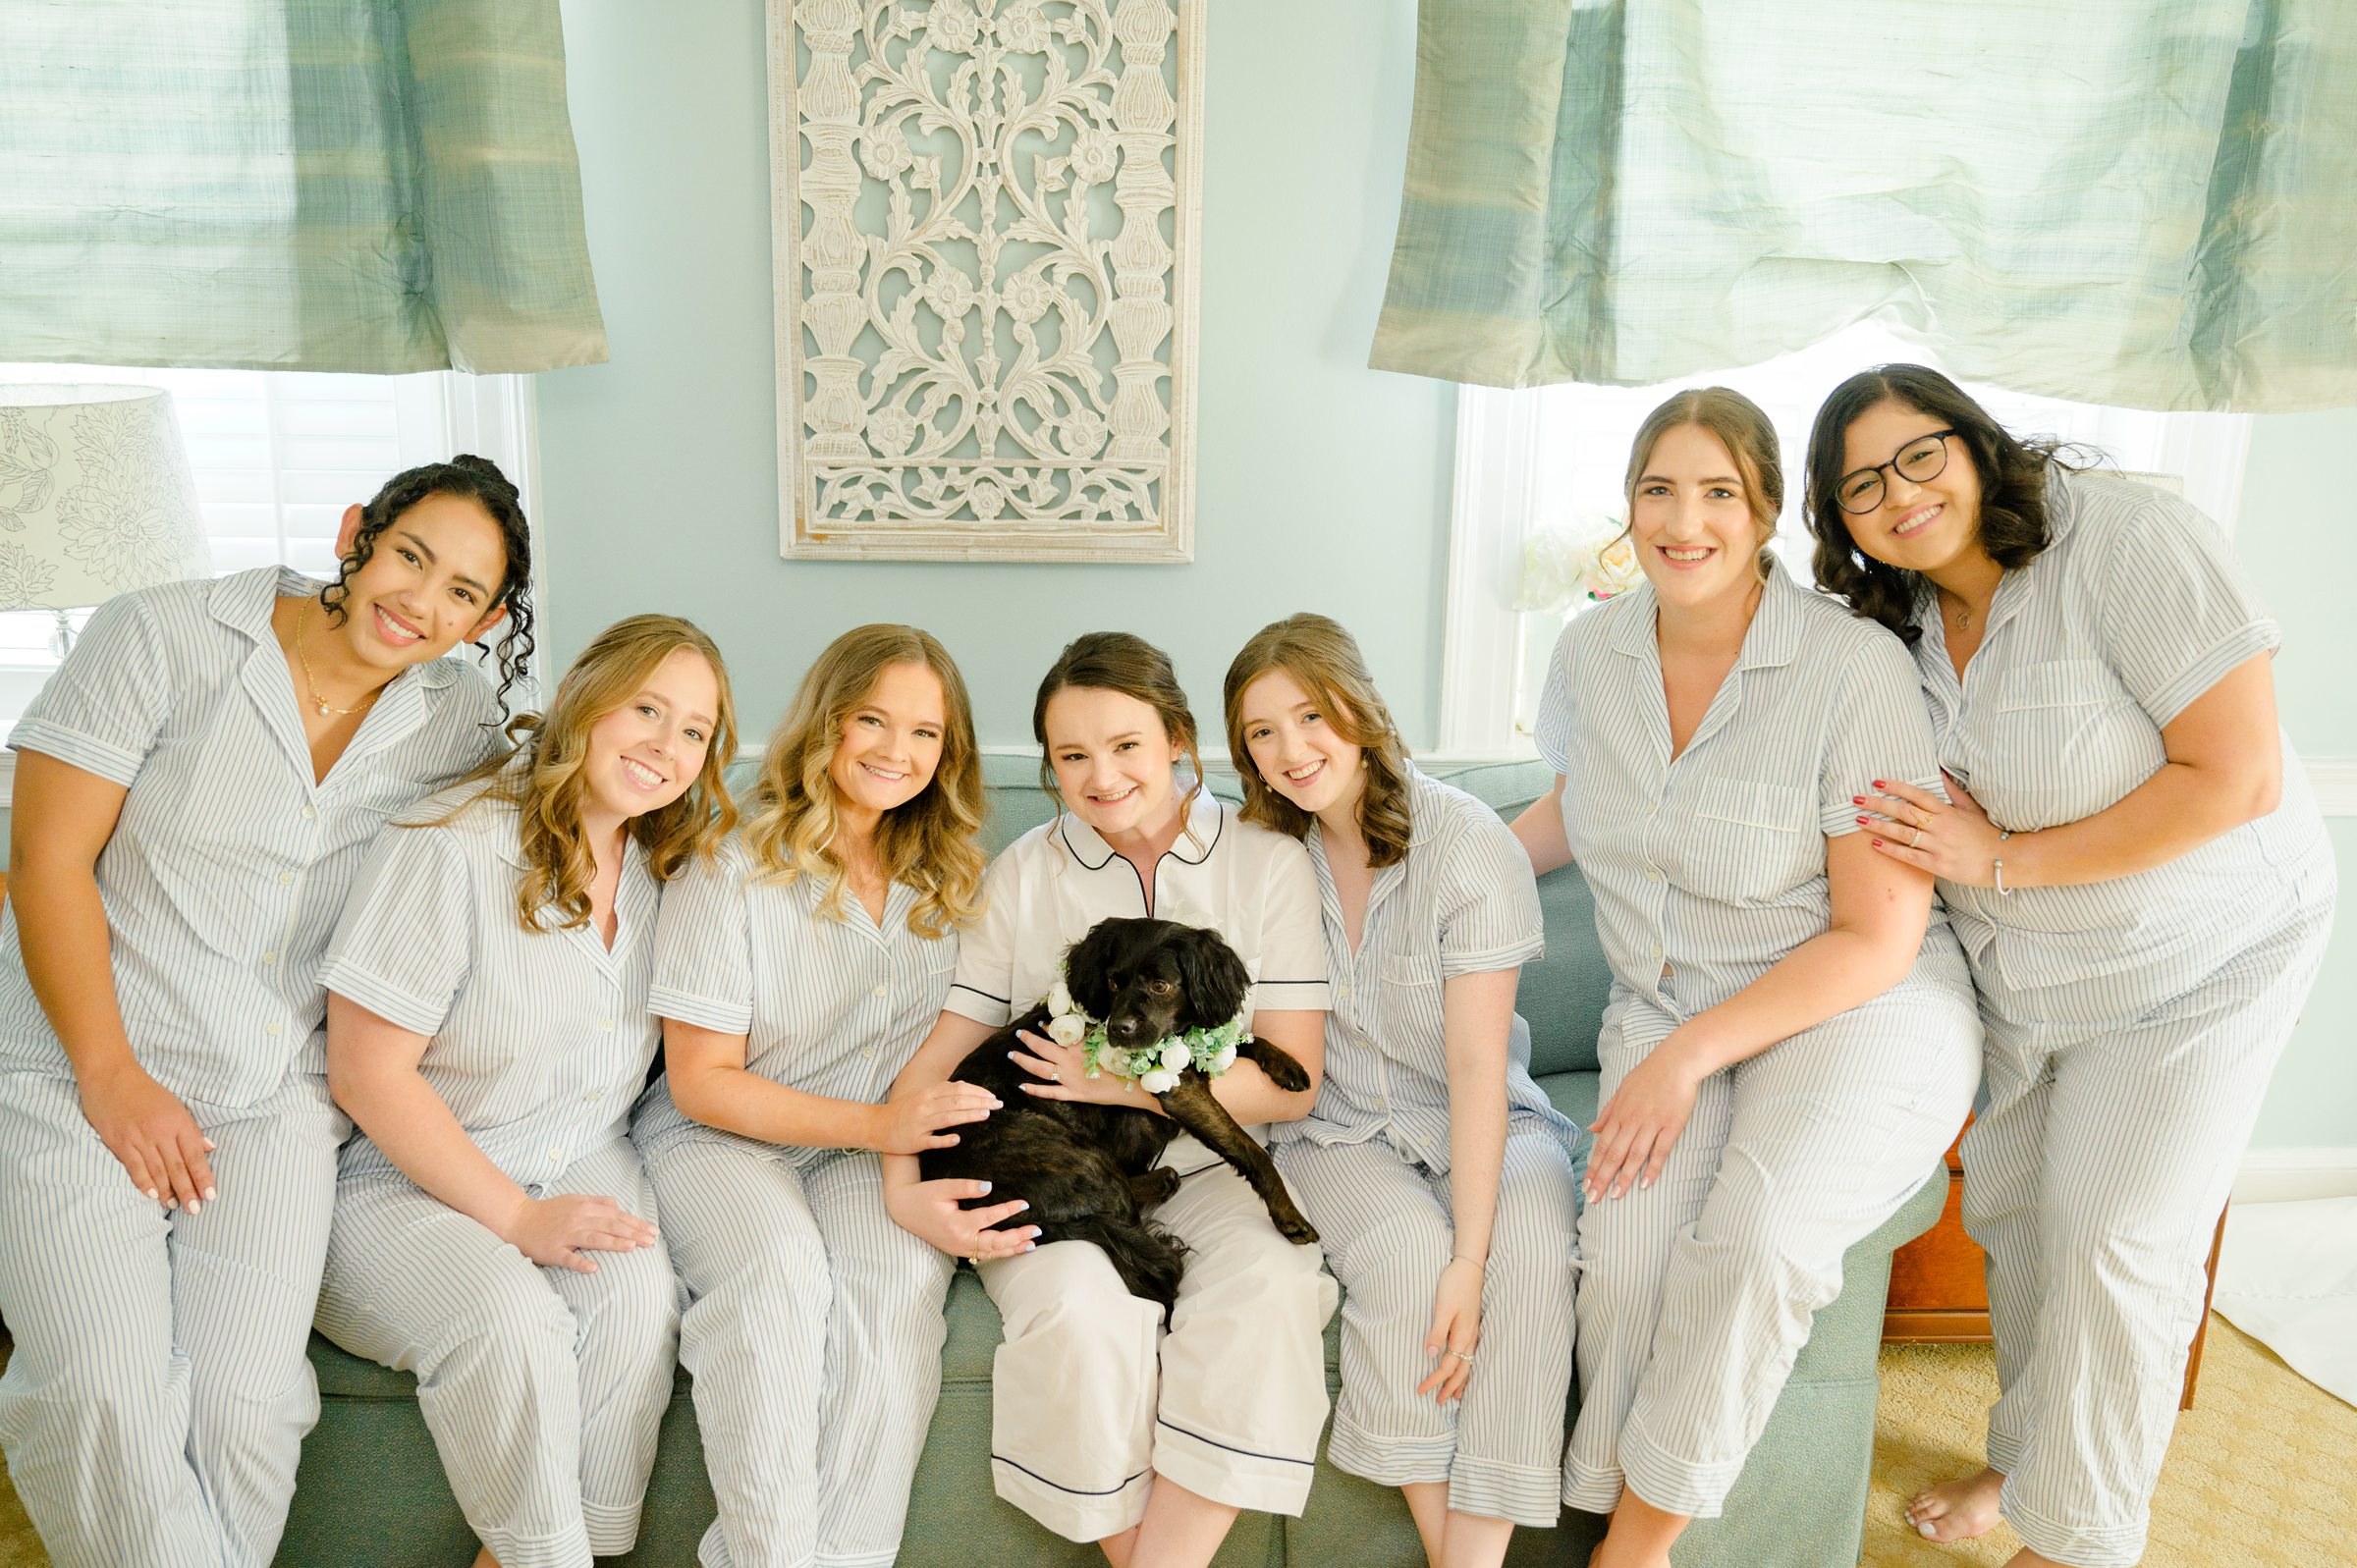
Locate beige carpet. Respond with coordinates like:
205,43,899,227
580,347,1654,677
2,1318,2351,1566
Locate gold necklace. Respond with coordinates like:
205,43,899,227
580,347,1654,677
295,599,379,719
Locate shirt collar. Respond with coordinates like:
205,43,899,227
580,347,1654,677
1603,556,1807,671
1053,779,1225,872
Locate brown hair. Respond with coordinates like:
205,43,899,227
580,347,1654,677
742,624,986,939
1032,631,1206,830
1804,363,2073,646
1223,614,1414,868
435,614,739,932
1622,386,1785,579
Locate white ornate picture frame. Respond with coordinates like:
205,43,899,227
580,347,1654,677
769,0,1203,562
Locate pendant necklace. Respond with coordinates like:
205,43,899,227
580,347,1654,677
295,600,378,719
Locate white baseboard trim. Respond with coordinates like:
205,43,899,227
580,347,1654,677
2233,1147,2357,1205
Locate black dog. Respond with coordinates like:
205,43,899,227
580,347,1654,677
919,916,1319,1316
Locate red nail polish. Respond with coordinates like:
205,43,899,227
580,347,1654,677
1871,780,1886,789
1872,838,1884,848
1852,795,1865,806
1857,815,1870,825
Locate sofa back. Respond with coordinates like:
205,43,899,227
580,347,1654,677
719,754,1608,1077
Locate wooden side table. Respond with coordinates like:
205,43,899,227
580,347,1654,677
1884,1125,2224,1409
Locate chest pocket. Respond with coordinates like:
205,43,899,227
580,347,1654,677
1381,953,1441,991
1978,659,2161,831
1677,776,1817,902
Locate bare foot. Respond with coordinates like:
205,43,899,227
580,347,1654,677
1906,1466,2005,1542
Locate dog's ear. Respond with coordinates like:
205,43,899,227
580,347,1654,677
1063,918,1129,1016
1170,926,1252,1027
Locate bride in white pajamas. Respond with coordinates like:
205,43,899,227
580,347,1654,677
1807,364,2335,1568
1227,613,1584,1568
0,457,529,1568
883,630,1336,1568
633,623,1014,1568
1510,388,1981,1568
315,614,737,1568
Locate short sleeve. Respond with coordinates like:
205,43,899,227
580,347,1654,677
1532,621,1577,775
8,591,173,786
1436,813,1545,977
2095,490,2279,728
649,842,755,1035
1246,835,1331,1017
1819,631,1943,837
319,821,477,1038
943,852,1021,1027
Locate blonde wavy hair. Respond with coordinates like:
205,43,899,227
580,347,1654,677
435,614,740,932
741,624,985,939
1223,614,1415,868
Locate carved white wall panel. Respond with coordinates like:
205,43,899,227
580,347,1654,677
770,0,1202,562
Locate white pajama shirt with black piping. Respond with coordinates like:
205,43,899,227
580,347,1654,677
1913,472,2335,1568
632,835,959,1568
1271,763,1585,1528
312,787,679,1568
940,785,1338,1542
0,568,500,1568
1537,560,1982,1520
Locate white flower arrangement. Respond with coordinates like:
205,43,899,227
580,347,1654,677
1514,513,1642,615
1041,968,1245,1096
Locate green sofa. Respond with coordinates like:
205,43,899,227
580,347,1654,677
277,757,1945,1568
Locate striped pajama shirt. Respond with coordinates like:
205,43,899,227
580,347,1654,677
941,787,1339,1542
0,568,498,1568
1910,472,2335,1568
314,786,679,1568
1271,764,1582,1528
1538,561,1981,1521
632,837,958,1568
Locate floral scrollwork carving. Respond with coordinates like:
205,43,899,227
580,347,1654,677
772,0,1201,560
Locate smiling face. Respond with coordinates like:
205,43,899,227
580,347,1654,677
1236,667,1364,824
1627,422,1773,612
578,647,719,828
1043,685,1180,841
328,492,511,670
828,660,947,822
1836,398,1986,577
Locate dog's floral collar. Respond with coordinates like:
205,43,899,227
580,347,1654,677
1042,974,1244,1095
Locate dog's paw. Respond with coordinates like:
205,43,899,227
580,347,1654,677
1245,1042,1312,1092
1128,1166,1182,1208
1273,1209,1319,1246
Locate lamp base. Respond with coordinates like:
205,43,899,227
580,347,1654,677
48,608,74,662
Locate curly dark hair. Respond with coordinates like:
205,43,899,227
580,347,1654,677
320,454,535,716
1803,364,2078,646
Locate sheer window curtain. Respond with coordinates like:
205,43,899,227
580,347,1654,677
1369,0,2357,412
0,0,607,374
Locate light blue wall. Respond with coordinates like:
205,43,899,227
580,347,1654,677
534,0,1453,746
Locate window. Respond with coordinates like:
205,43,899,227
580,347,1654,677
0,365,539,741
1437,322,2253,753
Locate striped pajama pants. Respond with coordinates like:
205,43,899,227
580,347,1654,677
1564,971,1979,1518
314,1136,678,1568
975,1137,1341,1542
1966,895,2333,1568
0,1068,343,1568
641,1138,953,1568
1275,1124,1580,1527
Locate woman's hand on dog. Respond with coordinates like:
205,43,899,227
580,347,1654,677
870,1081,1004,1156
1009,1028,1161,1112
885,1176,1039,1263
1414,1257,1483,1404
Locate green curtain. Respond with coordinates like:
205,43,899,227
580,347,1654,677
1370,0,2357,412
0,0,606,374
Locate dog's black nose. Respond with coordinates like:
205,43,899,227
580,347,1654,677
1107,1015,1147,1047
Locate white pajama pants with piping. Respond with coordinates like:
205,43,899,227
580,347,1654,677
975,1137,1340,1542
643,1138,953,1568
313,1136,679,1568
0,1069,344,1568
1966,897,2332,1568
1563,972,1979,1518
1275,1124,1579,1527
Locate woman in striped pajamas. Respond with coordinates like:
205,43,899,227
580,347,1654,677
1226,614,1584,1568
883,630,1337,1568
633,623,1010,1568
1807,365,2335,1568
0,458,530,1568
314,614,737,1568
1510,389,1981,1568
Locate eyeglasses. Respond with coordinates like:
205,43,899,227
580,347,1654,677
1835,429,1957,514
